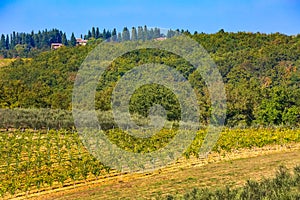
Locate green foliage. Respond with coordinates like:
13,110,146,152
131,27,138,41
0,108,74,129
185,128,300,157
0,130,109,197
255,86,300,126
129,84,181,121
0,31,300,126
166,165,300,200
0,29,74,58
0,45,92,109
0,34,6,50
69,32,77,46
122,27,130,41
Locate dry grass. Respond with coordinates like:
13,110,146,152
0,58,15,67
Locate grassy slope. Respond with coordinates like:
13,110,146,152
28,144,300,200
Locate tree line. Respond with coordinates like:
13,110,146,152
0,26,166,58
83,25,162,41
0,29,69,57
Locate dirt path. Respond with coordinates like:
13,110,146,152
23,143,300,200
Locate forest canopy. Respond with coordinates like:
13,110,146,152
0,28,299,127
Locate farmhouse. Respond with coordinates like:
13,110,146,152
51,43,63,49
76,38,88,46
154,37,167,41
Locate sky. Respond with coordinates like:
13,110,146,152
0,0,299,37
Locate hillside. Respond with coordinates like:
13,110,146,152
0,30,299,199
0,31,299,127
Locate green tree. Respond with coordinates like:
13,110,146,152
41,30,49,48
117,32,122,42
282,106,300,125
131,27,137,41
29,31,35,47
167,29,176,38
34,32,41,48
102,29,106,39
153,28,160,38
87,30,92,39
96,27,100,39
256,86,298,126
226,63,260,126
5,34,10,50
69,33,76,46
105,30,111,39
122,27,130,41
137,26,143,40
61,33,68,46
111,28,117,41
143,25,148,40
149,28,154,40
11,31,16,48
91,27,96,38
0,34,6,50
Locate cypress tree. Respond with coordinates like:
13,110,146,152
87,30,92,39
21,33,26,45
62,33,68,45
102,29,107,39
34,33,40,48
154,28,160,38
96,27,100,39
30,31,35,47
42,32,49,48
56,31,62,43
37,31,42,48
167,29,176,38
0,34,6,50
111,28,117,41
92,27,96,38
70,32,76,46
5,34,9,49
149,28,154,40
25,34,31,46
9,34,12,49
122,27,130,41
117,32,122,42
137,26,143,40
12,31,16,47
144,25,148,40
105,30,111,40
131,27,137,41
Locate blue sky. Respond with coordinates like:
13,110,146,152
0,0,299,37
